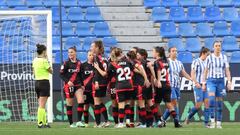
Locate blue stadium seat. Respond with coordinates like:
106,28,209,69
78,52,88,62
230,51,240,63
14,6,28,10
62,0,77,7
85,7,103,22
196,23,213,37
223,8,240,22
64,37,82,50
213,21,231,36
62,21,74,36
26,0,43,7
52,26,59,36
82,37,97,51
162,0,178,7
187,6,204,22
55,51,68,63
52,36,60,52
168,38,186,51
169,7,187,22
43,0,59,7
93,22,111,37
78,0,95,7
197,0,213,7
144,0,161,8
214,0,233,7
68,7,84,21
179,0,197,7
6,0,25,7
52,7,67,22
185,38,202,52
204,38,215,51
103,37,117,47
231,21,240,36
205,6,222,22
0,6,9,10
178,51,193,63
179,23,196,37
151,7,169,22
0,1,6,6
160,21,178,38
222,36,239,51
76,22,93,37
233,0,240,7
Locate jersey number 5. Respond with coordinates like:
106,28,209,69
117,67,131,81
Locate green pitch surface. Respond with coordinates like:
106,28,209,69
0,122,240,135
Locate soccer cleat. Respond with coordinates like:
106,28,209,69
116,123,125,128
174,120,182,128
101,121,111,128
70,124,78,128
93,125,102,128
157,121,163,128
205,124,210,128
76,121,85,127
162,120,167,127
44,124,51,128
209,119,215,129
184,118,190,125
136,124,147,128
37,122,44,128
216,121,222,129
114,124,119,128
84,123,89,128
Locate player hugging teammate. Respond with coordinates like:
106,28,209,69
59,39,230,129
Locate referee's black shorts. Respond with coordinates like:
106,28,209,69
35,80,50,98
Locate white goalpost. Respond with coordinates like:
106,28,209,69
0,10,53,123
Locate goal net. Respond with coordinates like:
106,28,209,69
0,11,52,122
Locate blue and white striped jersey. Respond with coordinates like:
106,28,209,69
206,53,229,79
168,58,184,88
191,58,206,84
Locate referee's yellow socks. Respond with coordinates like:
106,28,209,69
37,108,46,125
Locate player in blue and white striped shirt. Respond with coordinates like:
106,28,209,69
162,47,192,126
185,47,210,128
202,41,231,129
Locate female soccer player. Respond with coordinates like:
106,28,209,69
108,47,134,128
81,51,95,127
127,50,151,128
162,46,191,126
202,41,231,129
152,46,181,128
185,47,210,128
60,46,85,128
91,40,110,128
107,47,119,127
136,48,161,127
32,44,52,128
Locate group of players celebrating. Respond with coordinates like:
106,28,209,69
59,40,231,129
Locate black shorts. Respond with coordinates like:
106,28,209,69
63,84,82,99
108,87,116,100
92,84,107,98
84,91,94,104
154,87,171,103
35,80,50,98
116,90,131,103
142,86,153,100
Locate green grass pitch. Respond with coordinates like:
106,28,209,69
0,122,240,135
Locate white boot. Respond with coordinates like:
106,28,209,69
216,121,222,129
209,118,215,129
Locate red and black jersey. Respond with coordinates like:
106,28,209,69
81,61,94,92
132,60,145,86
60,59,83,86
108,57,134,92
93,55,108,85
141,59,152,81
107,58,116,89
154,58,170,87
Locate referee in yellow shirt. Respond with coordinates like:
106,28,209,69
32,44,53,128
